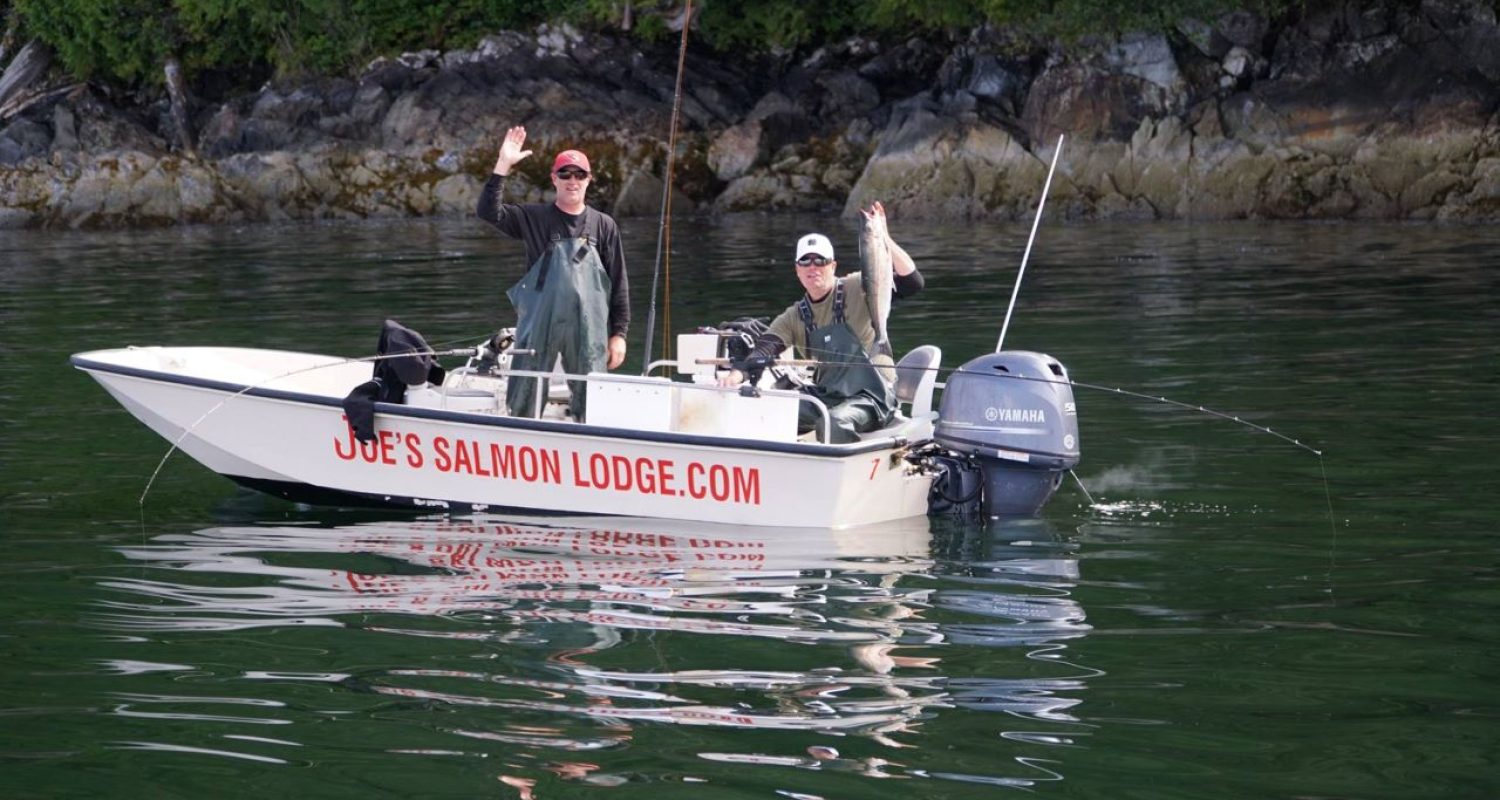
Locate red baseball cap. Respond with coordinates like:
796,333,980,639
552,150,591,173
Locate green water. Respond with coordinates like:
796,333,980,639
1,217,1496,799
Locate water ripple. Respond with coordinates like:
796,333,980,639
82,513,1094,791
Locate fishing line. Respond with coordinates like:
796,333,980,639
640,0,694,374
1065,376,1322,456
744,337,1335,535
779,344,1324,459
1319,455,1339,607
1068,470,1095,505
137,346,481,507
886,358,1334,524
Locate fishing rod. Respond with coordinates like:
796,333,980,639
639,0,694,375
970,134,1325,456
996,134,1064,353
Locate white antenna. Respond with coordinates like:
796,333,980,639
995,134,1064,353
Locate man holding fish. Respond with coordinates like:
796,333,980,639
718,201,923,443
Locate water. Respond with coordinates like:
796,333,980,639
2,216,1497,799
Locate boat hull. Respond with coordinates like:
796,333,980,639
74,348,934,528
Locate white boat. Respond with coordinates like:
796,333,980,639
71,335,1080,527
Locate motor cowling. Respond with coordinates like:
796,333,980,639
933,351,1080,517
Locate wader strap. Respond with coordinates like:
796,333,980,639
797,281,845,355
583,208,601,248
536,211,604,291
797,296,815,349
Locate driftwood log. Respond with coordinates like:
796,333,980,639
0,39,51,120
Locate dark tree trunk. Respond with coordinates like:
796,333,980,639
164,56,196,155
0,11,18,66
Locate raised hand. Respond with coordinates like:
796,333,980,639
860,200,889,241
493,126,533,175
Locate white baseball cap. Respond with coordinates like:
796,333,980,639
795,233,835,261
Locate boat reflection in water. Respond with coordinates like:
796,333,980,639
99,513,1091,791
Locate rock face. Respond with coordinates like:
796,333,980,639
2,3,1499,228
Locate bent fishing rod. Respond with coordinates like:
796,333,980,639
639,0,694,375
976,132,1324,456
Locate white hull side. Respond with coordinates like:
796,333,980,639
85,369,933,529
99,381,290,481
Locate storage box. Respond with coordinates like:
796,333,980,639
676,333,721,378
585,375,675,431
673,386,799,442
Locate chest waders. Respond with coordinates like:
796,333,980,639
796,282,894,443
505,218,611,419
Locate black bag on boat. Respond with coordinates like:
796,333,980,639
715,316,801,388
717,316,771,364
342,319,446,443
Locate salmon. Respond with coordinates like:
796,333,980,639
858,212,894,360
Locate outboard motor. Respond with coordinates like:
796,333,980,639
933,351,1080,517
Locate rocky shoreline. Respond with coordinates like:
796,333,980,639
2,1,1498,229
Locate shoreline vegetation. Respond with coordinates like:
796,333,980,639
1,0,1498,228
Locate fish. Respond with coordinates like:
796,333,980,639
858,206,895,360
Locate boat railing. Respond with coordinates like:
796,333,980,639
643,358,676,377
490,365,832,444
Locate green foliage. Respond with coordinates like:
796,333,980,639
693,0,1282,47
865,0,987,32
12,0,579,88
1025,0,1258,38
348,0,577,58
14,0,174,82
689,0,851,52
11,0,1308,91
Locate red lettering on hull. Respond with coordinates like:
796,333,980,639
332,422,764,505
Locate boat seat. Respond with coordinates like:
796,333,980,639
893,345,941,417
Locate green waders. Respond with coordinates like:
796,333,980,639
795,282,894,444
505,229,611,420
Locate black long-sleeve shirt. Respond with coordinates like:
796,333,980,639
476,174,630,338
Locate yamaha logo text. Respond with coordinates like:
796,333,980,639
983,407,1046,423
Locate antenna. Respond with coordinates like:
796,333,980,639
996,134,1064,353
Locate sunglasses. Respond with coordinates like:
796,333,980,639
796,255,832,267
555,169,590,180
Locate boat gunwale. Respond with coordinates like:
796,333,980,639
71,353,912,459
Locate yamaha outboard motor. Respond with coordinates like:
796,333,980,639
934,351,1080,517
